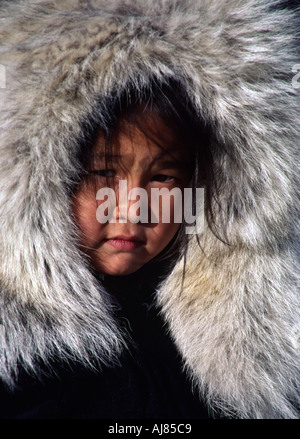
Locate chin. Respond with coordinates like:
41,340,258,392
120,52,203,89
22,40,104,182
96,263,143,277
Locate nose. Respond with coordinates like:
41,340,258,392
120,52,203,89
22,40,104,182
114,178,151,224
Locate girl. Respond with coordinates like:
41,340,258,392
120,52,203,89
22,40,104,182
0,0,299,419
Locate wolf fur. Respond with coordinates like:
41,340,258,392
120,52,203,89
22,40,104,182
0,0,299,418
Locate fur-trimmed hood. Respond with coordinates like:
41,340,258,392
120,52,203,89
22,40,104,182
0,0,299,418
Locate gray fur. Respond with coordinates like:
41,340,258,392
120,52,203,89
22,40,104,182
0,0,299,418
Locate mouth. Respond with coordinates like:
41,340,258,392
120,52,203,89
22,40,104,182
104,235,146,251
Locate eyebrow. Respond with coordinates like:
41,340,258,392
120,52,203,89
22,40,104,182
155,158,188,169
93,153,122,160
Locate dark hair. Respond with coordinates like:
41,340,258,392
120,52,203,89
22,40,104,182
76,78,215,264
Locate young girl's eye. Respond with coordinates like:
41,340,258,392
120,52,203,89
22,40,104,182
151,174,175,183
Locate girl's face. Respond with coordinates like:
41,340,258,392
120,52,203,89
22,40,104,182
72,115,192,275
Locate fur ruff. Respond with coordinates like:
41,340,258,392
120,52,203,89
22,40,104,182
0,0,299,418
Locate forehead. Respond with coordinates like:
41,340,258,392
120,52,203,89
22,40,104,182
93,112,192,164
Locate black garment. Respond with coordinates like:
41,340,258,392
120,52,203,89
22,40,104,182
0,265,211,419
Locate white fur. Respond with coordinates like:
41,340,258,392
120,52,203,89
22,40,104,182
0,0,299,418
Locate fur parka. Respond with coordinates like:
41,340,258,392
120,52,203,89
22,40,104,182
0,0,299,419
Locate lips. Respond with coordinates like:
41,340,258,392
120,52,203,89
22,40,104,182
104,235,145,251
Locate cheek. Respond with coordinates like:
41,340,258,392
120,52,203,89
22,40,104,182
146,195,183,253
147,222,180,254
72,190,102,246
